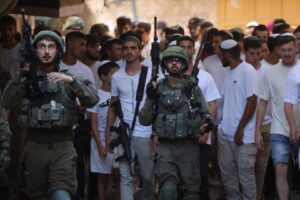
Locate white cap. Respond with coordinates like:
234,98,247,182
220,39,238,50
246,21,259,28
269,33,280,38
168,40,177,46
280,32,296,38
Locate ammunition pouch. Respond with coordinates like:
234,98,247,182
17,100,77,129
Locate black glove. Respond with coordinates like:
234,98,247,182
146,81,157,100
204,117,214,133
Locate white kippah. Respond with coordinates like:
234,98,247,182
246,21,259,28
269,33,280,38
280,32,296,38
220,39,238,50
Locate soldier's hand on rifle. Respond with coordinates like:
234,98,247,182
146,81,158,100
47,72,74,83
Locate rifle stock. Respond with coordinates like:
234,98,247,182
109,99,134,175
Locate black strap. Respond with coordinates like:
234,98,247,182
131,66,148,131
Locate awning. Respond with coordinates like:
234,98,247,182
11,0,84,17
0,0,19,16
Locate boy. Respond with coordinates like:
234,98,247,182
88,61,120,200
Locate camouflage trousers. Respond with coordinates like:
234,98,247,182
156,138,200,200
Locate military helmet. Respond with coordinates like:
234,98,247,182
33,30,65,58
161,46,189,73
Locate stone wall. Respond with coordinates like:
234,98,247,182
50,0,217,36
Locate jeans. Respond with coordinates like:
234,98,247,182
117,136,154,200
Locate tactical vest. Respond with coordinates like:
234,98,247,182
17,77,78,129
154,76,205,139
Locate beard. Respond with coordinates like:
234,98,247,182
221,59,230,67
86,51,100,61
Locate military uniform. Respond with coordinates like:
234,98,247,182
139,46,211,200
1,31,99,199
0,92,11,187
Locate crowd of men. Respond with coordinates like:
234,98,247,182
0,13,300,200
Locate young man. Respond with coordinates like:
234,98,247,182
60,31,95,83
256,33,299,200
82,34,102,88
252,24,269,42
136,22,152,60
2,30,99,200
101,38,123,62
0,15,21,79
105,36,154,200
293,26,300,59
177,35,220,199
188,17,203,42
262,34,280,66
88,61,120,200
203,30,232,124
244,36,272,199
60,31,96,199
218,39,258,200
115,16,132,38
139,45,211,199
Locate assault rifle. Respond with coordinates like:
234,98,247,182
20,8,40,98
191,31,208,79
20,8,32,69
150,16,160,82
109,99,134,175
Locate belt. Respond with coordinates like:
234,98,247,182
27,140,73,150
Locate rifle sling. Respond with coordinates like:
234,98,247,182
131,65,148,132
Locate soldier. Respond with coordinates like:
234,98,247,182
2,30,99,200
139,46,211,199
0,94,11,196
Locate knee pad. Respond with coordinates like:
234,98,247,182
51,190,71,200
160,180,177,199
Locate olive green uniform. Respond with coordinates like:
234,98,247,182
2,72,99,199
0,92,12,186
139,75,210,200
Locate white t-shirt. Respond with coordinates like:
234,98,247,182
220,62,257,143
111,66,152,138
59,60,95,84
198,70,221,102
197,69,221,145
87,89,117,174
87,89,111,142
284,64,300,130
117,58,152,69
202,54,226,123
89,60,102,89
0,43,21,79
258,61,297,136
141,41,152,60
256,62,272,125
284,65,300,104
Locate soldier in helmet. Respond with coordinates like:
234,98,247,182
139,46,211,199
2,30,99,200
